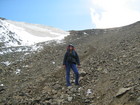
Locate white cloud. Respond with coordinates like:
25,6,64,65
90,0,140,28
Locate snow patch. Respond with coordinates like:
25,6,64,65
0,84,4,86
0,52,4,55
1,61,11,66
31,44,43,51
0,19,69,56
86,89,92,96
52,61,55,64
24,53,30,56
83,32,87,35
5,20,69,46
0,19,69,47
15,69,21,74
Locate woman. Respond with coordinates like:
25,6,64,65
63,44,80,86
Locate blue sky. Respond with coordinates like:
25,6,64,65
0,0,140,30
0,0,93,30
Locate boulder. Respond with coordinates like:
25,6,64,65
54,84,61,90
68,97,73,101
79,69,87,77
116,87,132,97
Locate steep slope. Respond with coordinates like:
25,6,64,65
0,20,140,105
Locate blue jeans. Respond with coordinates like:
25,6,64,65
66,62,79,86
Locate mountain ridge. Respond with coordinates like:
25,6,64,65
0,18,69,47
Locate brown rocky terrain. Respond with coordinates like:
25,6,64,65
0,21,140,105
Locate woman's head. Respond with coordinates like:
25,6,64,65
67,44,75,51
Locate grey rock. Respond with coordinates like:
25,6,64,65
70,87,77,93
84,99,91,103
116,87,132,97
0,86,5,93
51,90,57,95
54,84,61,90
56,99,64,105
97,67,102,71
136,97,140,104
79,69,87,77
68,97,73,101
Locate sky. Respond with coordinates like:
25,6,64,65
0,0,140,30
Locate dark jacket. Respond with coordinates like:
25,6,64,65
63,51,80,65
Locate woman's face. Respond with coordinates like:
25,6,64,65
69,46,73,50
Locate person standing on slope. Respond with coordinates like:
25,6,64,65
63,44,80,87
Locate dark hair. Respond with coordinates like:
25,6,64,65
67,44,75,52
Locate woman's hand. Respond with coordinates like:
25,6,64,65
78,65,81,68
63,65,66,68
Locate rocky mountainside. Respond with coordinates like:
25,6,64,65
0,18,140,105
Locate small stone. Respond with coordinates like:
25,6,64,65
52,101,57,105
57,99,63,105
103,69,108,73
49,99,53,103
70,87,77,93
60,95,64,99
77,93,81,96
78,87,82,92
15,69,21,74
85,99,91,103
68,97,73,101
0,86,5,93
79,77,84,81
113,59,117,61
97,67,102,71
79,69,87,77
54,84,61,90
137,61,140,64
67,86,72,90
51,90,57,95
136,97,140,104
122,55,127,58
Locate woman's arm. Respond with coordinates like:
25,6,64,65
75,52,80,65
63,52,67,65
